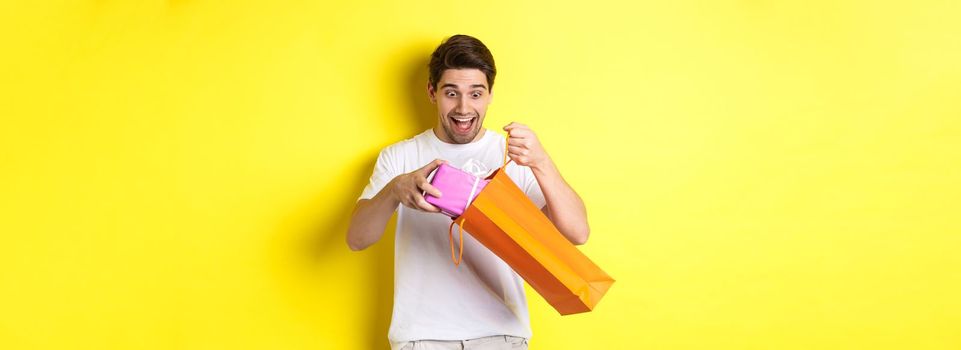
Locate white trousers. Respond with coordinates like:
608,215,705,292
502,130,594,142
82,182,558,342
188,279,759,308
392,335,529,350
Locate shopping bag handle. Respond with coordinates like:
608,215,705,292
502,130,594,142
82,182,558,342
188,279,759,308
448,218,465,266
502,134,513,169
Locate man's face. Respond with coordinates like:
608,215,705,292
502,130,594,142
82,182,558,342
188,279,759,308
428,69,492,144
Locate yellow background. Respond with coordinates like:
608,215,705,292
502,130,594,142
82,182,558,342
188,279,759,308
2,1,959,349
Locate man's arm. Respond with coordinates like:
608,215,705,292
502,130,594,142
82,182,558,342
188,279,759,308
504,123,590,245
346,194,398,251
346,159,445,251
535,160,590,245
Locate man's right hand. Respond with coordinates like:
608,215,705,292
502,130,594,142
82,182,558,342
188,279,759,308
388,159,446,213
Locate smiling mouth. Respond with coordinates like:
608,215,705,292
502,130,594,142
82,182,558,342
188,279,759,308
449,116,477,134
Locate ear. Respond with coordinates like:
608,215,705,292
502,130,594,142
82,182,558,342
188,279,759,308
427,82,436,104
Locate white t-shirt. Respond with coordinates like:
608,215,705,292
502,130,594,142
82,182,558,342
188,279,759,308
358,129,546,345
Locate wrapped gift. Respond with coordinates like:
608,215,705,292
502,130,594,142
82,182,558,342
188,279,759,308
425,163,490,218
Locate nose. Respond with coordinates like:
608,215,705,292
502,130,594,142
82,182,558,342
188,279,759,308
455,96,471,115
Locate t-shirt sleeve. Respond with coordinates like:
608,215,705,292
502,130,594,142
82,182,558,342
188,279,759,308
358,147,401,202
520,166,547,209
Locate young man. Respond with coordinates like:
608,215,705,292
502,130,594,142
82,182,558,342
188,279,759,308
346,34,590,350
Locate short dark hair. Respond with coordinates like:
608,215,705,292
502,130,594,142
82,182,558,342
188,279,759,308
428,34,497,91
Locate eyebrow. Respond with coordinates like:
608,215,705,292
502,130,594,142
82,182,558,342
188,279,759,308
441,83,488,91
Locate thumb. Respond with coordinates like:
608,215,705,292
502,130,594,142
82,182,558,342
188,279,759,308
418,159,446,175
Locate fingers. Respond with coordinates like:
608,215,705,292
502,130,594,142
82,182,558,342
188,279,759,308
503,122,533,139
507,136,532,147
503,121,527,131
397,190,440,213
417,158,446,175
507,151,529,165
507,145,529,156
504,127,546,167
418,180,442,198
414,193,441,212
394,161,444,213
415,159,443,198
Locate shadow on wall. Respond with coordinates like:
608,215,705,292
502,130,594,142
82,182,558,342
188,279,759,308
269,40,441,349
267,155,388,348
312,159,391,349
403,40,441,133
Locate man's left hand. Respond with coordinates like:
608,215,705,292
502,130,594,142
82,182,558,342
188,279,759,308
503,122,551,170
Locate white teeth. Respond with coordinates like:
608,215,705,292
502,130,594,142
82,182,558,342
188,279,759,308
454,117,472,122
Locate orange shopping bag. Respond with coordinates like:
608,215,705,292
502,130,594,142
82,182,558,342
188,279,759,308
447,137,615,315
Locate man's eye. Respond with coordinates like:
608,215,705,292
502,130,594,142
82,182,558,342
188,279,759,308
471,93,481,98
446,92,457,97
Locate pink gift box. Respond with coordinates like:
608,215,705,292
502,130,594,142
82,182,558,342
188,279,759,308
425,163,490,218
